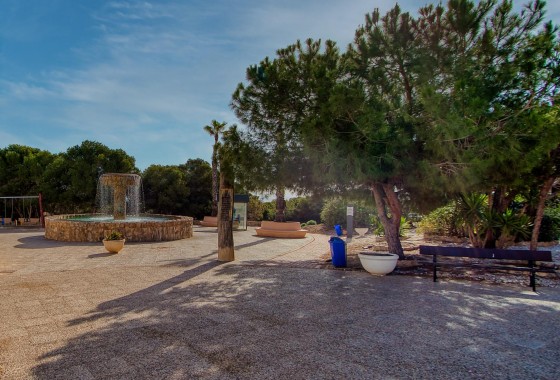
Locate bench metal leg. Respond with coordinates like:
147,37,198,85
433,255,438,282
529,260,536,292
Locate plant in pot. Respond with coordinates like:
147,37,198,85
103,231,126,253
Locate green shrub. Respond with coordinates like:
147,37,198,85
320,198,346,228
354,204,376,227
417,201,463,237
285,197,323,222
104,231,124,240
370,215,411,237
262,201,276,221
370,216,385,236
305,220,317,225
539,207,560,241
320,198,376,228
248,195,264,221
399,216,412,237
495,208,532,248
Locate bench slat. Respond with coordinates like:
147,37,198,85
419,245,552,261
419,245,555,291
431,262,556,272
260,221,303,231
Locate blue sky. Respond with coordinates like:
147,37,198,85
1,1,559,170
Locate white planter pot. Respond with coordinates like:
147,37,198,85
358,252,398,275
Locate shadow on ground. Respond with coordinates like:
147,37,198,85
15,235,99,249
31,262,560,379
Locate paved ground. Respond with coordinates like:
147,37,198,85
1,226,559,379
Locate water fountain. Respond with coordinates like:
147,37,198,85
45,173,193,242
98,173,141,220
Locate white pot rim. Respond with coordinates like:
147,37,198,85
358,252,398,258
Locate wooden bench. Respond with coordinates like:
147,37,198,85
419,245,555,291
255,221,307,239
200,216,218,227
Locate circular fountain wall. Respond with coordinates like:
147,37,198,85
45,214,193,242
44,173,193,242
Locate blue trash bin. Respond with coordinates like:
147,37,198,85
334,224,343,236
329,236,346,268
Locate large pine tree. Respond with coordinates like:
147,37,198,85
231,1,559,256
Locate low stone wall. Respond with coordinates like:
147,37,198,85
45,214,193,242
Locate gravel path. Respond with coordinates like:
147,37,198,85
1,227,559,379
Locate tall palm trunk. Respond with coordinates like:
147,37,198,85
203,120,227,217
371,182,404,259
210,146,219,217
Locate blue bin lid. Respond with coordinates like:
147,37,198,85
329,236,344,243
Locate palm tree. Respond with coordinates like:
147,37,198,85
203,120,227,216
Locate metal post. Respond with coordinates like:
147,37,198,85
529,260,536,291
346,205,354,239
433,255,438,282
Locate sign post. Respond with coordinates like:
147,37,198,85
346,205,354,240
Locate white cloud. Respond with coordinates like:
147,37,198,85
2,80,56,100
2,0,558,171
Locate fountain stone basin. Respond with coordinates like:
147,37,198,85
45,214,193,242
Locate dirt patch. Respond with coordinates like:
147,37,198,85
302,224,331,234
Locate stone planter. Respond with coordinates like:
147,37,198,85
103,239,125,253
358,252,399,275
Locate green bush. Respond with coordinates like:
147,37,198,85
320,198,376,228
494,208,532,248
104,231,124,240
259,196,324,222
370,215,411,237
262,201,276,221
539,207,560,241
306,220,317,225
417,201,464,237
285,197,323,222
370,216,385,236
248,195,264,221
320,198,346,228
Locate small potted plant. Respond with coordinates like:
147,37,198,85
102,230,125,253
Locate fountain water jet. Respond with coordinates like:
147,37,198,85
98,173,142,220
45,173,193,242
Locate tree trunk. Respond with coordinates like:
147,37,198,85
485,186,517,248
210,149,219,217
371,182,404,259
274,187,286,222
217,172,234,261
484,188,497,248
530,176,555,251
486,186,507,248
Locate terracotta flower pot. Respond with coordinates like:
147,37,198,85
103,239,125,253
